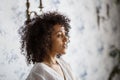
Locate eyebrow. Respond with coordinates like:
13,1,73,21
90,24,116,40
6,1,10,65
54,30,66,35
55,31,62,34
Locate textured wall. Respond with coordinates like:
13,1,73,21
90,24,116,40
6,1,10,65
0,0,120,80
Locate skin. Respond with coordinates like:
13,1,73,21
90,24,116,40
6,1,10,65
51,24,68,56
43,24,68,77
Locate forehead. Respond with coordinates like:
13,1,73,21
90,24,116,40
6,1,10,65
53,24,65,32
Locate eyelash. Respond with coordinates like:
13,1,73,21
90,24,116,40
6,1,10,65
57,34,62,37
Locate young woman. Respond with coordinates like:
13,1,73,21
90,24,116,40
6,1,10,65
19,11,75,80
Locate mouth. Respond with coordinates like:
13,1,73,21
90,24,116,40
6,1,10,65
63,44,67,49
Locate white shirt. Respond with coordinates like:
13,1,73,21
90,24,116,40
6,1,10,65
26,58,75,80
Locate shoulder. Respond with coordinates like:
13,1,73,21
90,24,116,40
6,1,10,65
31,63,45,74
26,63,45,80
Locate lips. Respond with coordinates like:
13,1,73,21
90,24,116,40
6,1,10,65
63,44,67,49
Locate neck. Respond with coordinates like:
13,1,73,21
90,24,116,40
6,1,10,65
43,52,58,65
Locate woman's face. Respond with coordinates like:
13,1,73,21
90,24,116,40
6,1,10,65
51,24,68,55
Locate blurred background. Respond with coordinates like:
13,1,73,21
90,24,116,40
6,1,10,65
0,0,120,80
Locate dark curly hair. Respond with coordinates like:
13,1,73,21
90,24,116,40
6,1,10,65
19,11,71,65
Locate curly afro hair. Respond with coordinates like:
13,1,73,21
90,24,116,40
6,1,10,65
19,11,71,64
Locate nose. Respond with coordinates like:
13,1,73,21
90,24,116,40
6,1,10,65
63,35,68,43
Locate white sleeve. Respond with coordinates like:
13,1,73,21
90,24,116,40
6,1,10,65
26,72,45,80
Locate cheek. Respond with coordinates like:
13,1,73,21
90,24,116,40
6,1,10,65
54,41,62,48
52,41,66,54
52,40,62,50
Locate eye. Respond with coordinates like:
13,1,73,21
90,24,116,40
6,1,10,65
57,33,62,37
56,31,67,38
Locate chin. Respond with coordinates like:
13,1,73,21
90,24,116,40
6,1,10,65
60,50,66,55
57,48,67,55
